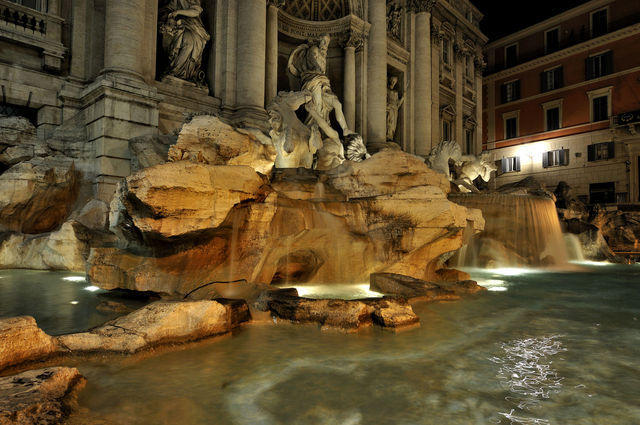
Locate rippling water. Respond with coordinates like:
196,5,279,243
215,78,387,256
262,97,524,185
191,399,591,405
2,265,640,424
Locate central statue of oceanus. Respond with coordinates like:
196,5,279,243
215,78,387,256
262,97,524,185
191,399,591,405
245,34,369,170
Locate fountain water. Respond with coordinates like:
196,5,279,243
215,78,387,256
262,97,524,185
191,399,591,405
451,194,568,268
564,233,585,262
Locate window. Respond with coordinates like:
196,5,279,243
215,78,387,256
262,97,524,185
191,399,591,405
7,0,47,11
585,51,613,80
589,182,615,204
541,67,563,92
545,28,560,54
591,8,608,38
501,80,521,103
501,156,521,173
442,38,451,65
505,117,518,139
587,142,615,161
505,44,518,68
592,96,608,122
546,107,560,131
542,149,569,168
465,130,474,154
442,120,452,141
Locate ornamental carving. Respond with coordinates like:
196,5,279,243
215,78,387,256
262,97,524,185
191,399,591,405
408,0,437,14
267,0,285,7
386,1,403,41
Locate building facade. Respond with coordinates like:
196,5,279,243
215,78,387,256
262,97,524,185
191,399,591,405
482,0,640,204
0,0,485,201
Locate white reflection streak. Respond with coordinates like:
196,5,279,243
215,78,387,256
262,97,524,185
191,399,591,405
490,335,566,424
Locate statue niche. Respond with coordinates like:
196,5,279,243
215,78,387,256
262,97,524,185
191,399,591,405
159,0,210,87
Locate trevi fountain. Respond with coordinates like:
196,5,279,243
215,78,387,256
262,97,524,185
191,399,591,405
0,2,639,425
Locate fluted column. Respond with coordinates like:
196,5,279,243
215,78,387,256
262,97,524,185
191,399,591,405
412,0,436,156
367,0,387,151
103,0,146,79
236,0,267,110
455,44,465,145
265,0,282,105
343,33,363,130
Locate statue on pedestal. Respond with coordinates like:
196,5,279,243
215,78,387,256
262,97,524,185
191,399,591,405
159,0,210,87
386,76,405,142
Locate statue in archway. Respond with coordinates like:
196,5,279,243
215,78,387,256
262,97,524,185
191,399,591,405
159,0,210,87
386,75,405,142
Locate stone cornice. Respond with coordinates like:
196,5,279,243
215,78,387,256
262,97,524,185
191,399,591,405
408,0,437,14
484,23,640,83
278,11,370,49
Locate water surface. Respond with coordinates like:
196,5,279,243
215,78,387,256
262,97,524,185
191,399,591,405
61,264,640,424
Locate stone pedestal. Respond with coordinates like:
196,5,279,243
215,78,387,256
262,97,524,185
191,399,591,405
366,0,387,152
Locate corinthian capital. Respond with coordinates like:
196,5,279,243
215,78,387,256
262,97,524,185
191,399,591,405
408,0,437,14
267,0,285,7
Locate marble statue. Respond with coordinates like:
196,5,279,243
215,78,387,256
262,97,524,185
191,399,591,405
287,34,355,141
159,0,210,86
425,139,462,179
240,91,321,169
386,76,405,142
455,151,497,193
387,3,403,40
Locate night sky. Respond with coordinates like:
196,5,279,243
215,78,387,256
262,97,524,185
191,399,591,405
473,0,592,41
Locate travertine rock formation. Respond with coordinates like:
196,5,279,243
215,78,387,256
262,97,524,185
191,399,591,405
0,316,59,371
57,300,250,353
89,132,484,295
0,367,85,425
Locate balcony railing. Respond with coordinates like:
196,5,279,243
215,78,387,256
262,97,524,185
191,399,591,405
0,0,64,71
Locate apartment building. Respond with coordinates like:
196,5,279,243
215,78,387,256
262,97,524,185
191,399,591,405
482,0,640,204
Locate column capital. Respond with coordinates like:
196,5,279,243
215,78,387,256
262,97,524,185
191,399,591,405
340,30,366,51
408,0,437,14
267,0,285,7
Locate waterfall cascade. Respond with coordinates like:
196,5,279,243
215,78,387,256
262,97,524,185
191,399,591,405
450,193,569,268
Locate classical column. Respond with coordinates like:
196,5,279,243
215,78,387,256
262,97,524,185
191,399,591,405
343,34,362,130
367,0,387,151
236,0,267,112
474,56,484,155
430,24,441,147
455,43,465,146
103,0,146,79
412,0,435,156
265,0,282,105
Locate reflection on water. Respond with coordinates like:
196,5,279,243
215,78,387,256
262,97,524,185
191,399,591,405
3,266,640,424
0,269,147,335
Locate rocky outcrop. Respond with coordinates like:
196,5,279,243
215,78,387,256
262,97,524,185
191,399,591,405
0,221,90,271
109,161,267,241
370,272,484,303
168,115,276,175
0,367,85,425
0,117,38,170
0,317,59,372
0,157,79,234
257,288,419,331
57,300,250,353
129,134,176,172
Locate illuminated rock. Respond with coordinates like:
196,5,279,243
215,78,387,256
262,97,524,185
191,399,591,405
0,317,59,372
0,367,85,425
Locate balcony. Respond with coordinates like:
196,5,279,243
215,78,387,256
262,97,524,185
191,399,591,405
0,0,65,71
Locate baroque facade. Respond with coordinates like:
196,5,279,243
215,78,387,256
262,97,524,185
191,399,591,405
483,0,640,205
0,0,485,201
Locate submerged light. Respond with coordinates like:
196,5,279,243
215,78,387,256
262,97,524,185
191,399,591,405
83,285,101,292
69,300,79,305
63,276,86,282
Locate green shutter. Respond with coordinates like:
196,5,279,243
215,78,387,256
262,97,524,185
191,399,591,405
587,144,595,161
607,142,615,159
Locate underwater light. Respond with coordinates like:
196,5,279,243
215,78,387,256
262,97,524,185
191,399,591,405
569,260,613,267
63,276,86,282
284,283,384,299
475,278,509,292
83,285,101,292
69,300,79,305
489,268,536,276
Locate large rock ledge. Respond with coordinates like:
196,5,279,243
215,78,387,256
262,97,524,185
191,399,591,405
0,300,250,372
0,367,85,425
256,288,420,331
370,272,486,303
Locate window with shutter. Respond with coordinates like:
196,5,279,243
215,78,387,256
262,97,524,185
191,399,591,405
591,9,608,38
588,142,615,161
546,107,560,131
586,52,613,80
502,81,520,103
502,157,520,173
543,149,569,167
